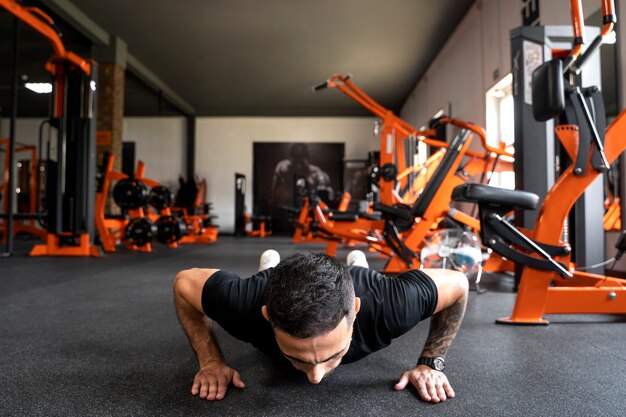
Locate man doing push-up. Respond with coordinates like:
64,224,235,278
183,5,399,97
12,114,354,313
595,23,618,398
173,249,468,403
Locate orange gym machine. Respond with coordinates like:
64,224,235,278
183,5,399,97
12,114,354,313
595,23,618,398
299,114,512,272
313,74,513,205
291,191,352,244
313,129,480,272
170,177,218,245
1,0,99,256
171,206,219,245
289,148,444,246
310,75,514,271
452,0,626,324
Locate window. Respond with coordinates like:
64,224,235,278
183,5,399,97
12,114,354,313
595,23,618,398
486,74,515,189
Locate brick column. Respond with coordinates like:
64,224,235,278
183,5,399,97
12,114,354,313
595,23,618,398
97,63,124,172
95,37,127,173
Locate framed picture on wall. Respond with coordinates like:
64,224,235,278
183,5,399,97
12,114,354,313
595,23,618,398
253,142,345,234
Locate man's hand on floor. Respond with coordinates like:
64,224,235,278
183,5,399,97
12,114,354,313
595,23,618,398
192,361,246,400
393,365,455,403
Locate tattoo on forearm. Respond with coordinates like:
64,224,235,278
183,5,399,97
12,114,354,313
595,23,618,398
421,293,467,358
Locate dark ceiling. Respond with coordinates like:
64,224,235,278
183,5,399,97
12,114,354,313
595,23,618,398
1,0,476,117
0,3,92,118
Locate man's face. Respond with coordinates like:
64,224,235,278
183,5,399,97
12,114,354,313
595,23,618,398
273,317,353,384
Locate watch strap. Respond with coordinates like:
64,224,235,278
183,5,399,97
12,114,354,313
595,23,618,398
417,356,445,371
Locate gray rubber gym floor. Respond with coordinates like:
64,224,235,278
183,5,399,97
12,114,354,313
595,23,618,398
2,236,626,417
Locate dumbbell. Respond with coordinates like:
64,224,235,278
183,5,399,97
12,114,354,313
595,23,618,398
156,215,186,244
148,185,173,210
125,217,157,246
113,178,149,209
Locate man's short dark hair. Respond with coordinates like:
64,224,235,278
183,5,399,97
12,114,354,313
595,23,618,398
265,252,355,338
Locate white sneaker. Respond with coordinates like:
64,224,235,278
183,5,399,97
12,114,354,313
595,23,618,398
259,249,281,271
346,250,369,268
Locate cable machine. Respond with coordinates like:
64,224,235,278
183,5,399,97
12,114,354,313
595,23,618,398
1,0,99,256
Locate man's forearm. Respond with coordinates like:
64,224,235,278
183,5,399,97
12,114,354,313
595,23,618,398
175,293,226,367
420,291,468,358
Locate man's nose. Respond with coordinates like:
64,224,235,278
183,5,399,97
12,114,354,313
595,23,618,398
307,365,325,384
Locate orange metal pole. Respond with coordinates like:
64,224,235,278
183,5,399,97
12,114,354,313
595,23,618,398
600,0,616,37
337,192,351,212
0,0,91,75
570,0,585,41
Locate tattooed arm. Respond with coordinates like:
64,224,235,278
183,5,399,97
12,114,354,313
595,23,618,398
393,269,469,403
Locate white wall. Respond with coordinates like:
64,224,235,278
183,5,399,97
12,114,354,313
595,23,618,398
196,117,377,233
123,117,186,190
400,0,612,133
0,118,48,146
2,116,375,233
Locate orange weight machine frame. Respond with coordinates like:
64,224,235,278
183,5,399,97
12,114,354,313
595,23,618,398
0,138,46,242
1,0,99,256
451,0,626,324
604,196,621,230
297,116,511,272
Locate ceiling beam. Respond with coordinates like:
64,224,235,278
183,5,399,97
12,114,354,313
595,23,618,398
39,0,109,46
126,54,195,115
40,0,195,115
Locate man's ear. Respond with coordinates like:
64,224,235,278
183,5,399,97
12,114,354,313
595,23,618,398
261,305,270,322
354,297,361,314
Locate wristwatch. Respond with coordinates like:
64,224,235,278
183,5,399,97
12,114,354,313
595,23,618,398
417,356,445,372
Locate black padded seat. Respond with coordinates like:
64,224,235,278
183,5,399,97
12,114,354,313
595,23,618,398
329,212,360,222
452,183,539,210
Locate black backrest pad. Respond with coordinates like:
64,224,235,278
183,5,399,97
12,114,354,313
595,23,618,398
452,183,539,211
532,59,565,122
411,129,471,218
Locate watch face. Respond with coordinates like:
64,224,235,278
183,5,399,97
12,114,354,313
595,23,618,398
433,357,445,371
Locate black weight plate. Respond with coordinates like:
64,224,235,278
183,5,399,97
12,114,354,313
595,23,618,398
156,215,186,244
148,186,173,209
113,179,149,209
125,217,157,246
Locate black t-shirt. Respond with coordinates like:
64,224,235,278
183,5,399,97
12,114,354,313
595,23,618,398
201,267,438,364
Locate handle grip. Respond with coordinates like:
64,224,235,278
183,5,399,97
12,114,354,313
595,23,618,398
312,74,352,92
312,81,328,92
572,35,604,74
